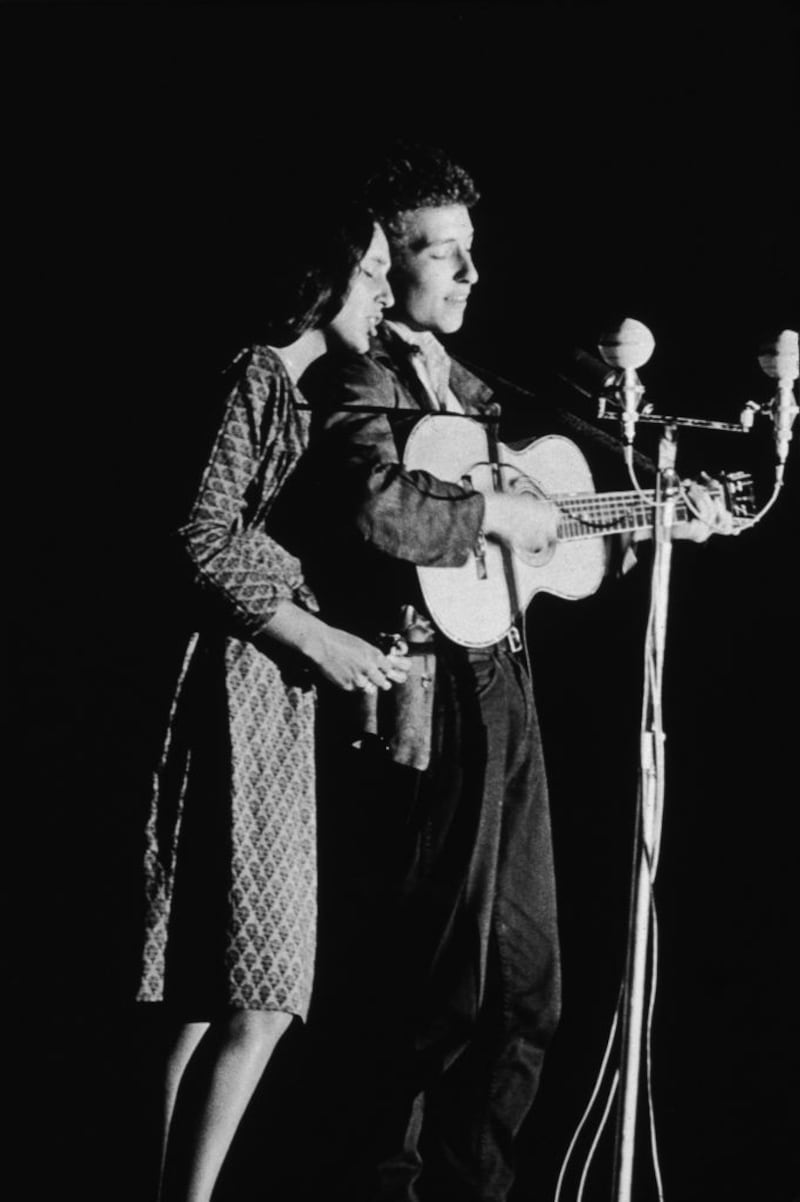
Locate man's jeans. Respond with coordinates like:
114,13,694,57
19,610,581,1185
313,639,562,1202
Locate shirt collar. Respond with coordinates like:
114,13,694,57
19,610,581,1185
384,320,446,360
377,321,497,414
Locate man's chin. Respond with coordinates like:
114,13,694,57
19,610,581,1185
440,311,467,335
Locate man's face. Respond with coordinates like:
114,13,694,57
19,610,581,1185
389,204,478,336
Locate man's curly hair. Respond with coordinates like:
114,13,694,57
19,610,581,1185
363,142,480,251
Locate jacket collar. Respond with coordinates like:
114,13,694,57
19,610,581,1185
371,324,496,416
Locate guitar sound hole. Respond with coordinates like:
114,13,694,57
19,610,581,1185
515,542,556,568
502,467,542,498
500,469,556,566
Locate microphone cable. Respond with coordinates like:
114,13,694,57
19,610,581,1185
553,563,668,1202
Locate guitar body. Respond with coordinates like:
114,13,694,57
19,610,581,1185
404,415,606,647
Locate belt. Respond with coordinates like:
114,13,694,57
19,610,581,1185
465,624,524,660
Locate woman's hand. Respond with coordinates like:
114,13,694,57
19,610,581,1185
262,602,411,693
304,624,411,693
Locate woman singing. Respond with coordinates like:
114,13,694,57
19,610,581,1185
137,205,406,1202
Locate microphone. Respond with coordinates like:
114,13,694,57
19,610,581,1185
758,329,799,466
552,347,617,402
598,318,656,444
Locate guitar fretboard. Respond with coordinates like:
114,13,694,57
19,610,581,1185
553,490,690,541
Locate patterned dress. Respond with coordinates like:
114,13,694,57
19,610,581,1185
137,346,318,1019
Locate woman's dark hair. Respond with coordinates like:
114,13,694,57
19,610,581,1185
261,201,376,345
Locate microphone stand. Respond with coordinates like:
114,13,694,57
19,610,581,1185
595,408,751,1202
610,421,677,1202
579,324,796,1201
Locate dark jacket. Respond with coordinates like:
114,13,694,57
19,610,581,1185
273,326,650,639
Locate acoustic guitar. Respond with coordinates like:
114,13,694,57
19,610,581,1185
403,414,756,648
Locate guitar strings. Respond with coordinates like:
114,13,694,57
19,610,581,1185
449,450,754,539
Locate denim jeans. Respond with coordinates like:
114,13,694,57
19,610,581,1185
311,639,562,1202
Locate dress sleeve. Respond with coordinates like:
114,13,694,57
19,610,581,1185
178,354,312,635
317,355,485,568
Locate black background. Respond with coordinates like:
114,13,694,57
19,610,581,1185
7,3,800,1200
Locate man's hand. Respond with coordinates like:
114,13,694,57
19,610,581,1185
672,475,735,543
482,492,561,558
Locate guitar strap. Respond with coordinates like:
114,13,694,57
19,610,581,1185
484,419,524,636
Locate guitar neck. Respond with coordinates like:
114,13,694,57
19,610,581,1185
553,489,692,541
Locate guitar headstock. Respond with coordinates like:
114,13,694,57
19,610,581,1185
718,471,758,527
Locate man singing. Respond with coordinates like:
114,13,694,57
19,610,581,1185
300,144,727,1202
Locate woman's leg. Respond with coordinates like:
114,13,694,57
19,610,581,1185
161,1009,293,1202
155,1022,210,1200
